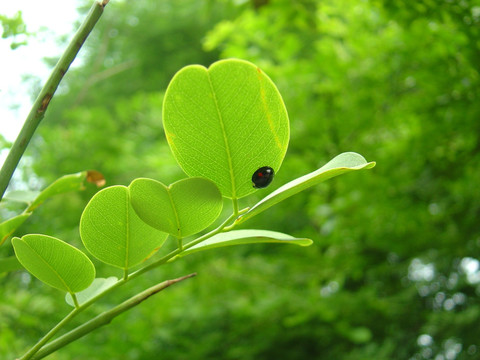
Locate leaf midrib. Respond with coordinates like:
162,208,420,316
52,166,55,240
167,187,182,239
206,71,237,199
21,239,72,292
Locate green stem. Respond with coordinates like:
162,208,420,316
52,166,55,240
128,248,182,280
71,293,80,309
30,274,196,360
0,0,109,201
221,207,249,232
232,198,239,216
165,209,246,264
20,308,80,360
20,277,124,360
131,211,240,276
183,211,238,250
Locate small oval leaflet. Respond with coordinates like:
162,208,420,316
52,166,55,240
252,166,275,189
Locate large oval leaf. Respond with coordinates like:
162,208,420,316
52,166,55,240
237,152,376,224
129,177,223,238
163,58,290,199
12,234,95,293
80,186,168,269
180,229,312,257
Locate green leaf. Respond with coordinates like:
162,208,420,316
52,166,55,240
28,170,105,211
0,171,105,247
0,213,31,246
12,234,95,293
65,277,118,307
163,58,289,199
80,185,168,269
129,177,223,238
237,152,376,224
180,229,313,257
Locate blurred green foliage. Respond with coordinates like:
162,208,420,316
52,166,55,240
0,10,29,49
1,0,480,359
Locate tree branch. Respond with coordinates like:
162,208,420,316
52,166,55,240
30,273,196,360
0,0,109,200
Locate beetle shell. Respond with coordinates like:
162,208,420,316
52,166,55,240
252,166,275,189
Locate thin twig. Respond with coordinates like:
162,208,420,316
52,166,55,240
30,273,196,360
74,60,137,105
0,0,108,200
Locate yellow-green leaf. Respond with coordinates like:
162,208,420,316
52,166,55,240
80,186,168,269
0,213,30,246
129,177,223,238
12,234,95,293
163,58,289,199
237,152,376,224
180,229,313,257
28,170,105,211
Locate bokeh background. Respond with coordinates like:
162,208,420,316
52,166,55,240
1,0,480,359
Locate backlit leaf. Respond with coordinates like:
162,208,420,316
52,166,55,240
163,58,289,199
129,177,223,238
180,229,313,257
80,186,168,269
237,152,376,224
12,234,95,293
28,170,105,211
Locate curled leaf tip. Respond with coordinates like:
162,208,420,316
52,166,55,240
86,170,106,187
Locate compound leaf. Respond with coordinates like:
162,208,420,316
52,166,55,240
129,177,223,238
